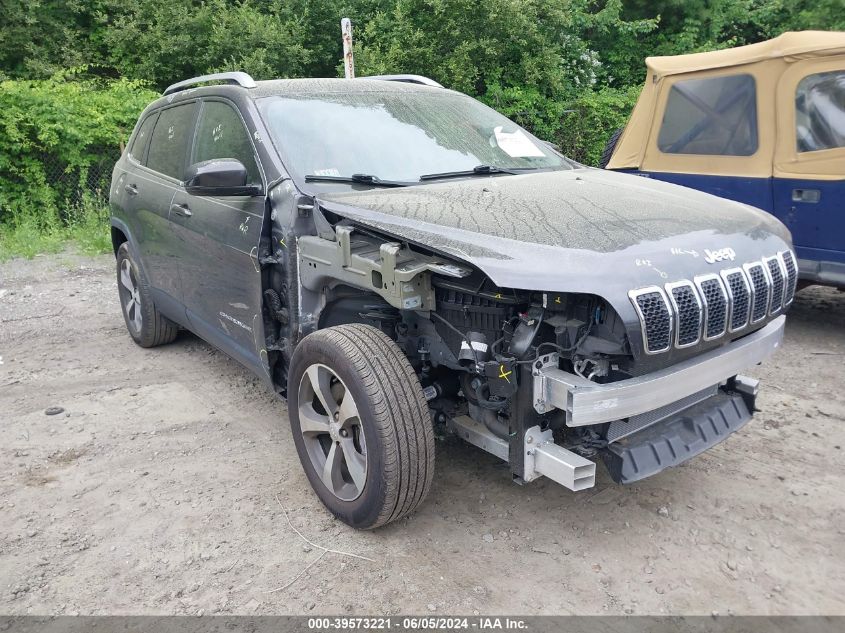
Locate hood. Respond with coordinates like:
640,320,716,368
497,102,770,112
315,167,792,296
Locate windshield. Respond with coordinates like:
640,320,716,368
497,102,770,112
256,89,571,183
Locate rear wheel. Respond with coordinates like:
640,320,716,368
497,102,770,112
287,324,435,529
116,242,178,348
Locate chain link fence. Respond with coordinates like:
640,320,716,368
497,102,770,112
41,150,120,215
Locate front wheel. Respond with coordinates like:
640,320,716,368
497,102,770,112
287,324,435,529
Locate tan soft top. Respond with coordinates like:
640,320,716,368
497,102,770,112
646,31,845,78
608,31,845,179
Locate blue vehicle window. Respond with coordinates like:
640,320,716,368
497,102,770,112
658,74,758,156
147,103,197,180
796,70,845,153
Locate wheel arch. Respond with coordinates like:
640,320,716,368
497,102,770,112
111,225,128,255
109,218,151,281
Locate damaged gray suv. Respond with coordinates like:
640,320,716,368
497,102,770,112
110,72,795,529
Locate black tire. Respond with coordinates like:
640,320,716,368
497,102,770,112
598,126,624,169
116,242,178,348
287,324,435,529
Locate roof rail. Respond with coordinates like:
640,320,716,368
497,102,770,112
364,74,443,88
163,71,257,96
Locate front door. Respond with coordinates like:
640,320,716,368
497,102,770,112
773,60,845,269
171,98,266,370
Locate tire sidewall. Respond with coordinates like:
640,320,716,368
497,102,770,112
116,242,157,347
287,332,392,529
599,127,623,169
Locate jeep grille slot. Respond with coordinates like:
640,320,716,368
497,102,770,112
631,289,672,354
723,270,750,331
766,257,785,314
781,251,797,305
628,251,793,354
668,283,701,347
696,277,728,340
745,263,770,323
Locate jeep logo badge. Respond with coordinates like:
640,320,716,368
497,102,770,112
703,247,736,264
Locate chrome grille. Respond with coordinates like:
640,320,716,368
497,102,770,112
722,268,751,332
629,250,794,354
745,262,770,323
696,276,728,340
629,288,672,354
766,256,785,314
666,282,701,347
781,251,797,305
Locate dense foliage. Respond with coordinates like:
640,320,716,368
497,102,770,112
1,0,842,255
0,73,156,228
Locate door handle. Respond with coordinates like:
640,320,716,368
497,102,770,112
170,203,192,217
792,189,820,203
124,184,138,196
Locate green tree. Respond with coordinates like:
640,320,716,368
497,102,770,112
0,72,156,227
94,0,314,86
0,0,98,78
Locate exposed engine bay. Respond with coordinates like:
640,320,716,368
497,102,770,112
296,219,630,440
258,203,787,491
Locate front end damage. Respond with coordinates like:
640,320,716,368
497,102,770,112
264,168,799,492
444,292,785,492
286,202,794,492
499,322,779,490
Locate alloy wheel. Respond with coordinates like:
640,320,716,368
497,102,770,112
119,258,142,333
297,363,368,501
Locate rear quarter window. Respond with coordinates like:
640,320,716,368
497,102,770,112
128,113,157,164
658,74,758,156
146,103,197,179
796,70,845,152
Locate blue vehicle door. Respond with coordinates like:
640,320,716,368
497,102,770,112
774,58,845,281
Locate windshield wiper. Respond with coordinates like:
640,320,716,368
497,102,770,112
419,164,529,181
304,173,409,187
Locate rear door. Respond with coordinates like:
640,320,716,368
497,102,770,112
130,101,199,316
774,59,845,267
112,110,157,245
171,98,265,370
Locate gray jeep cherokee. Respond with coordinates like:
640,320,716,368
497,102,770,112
110,72,795,529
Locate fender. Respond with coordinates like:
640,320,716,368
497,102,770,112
110,217,189,330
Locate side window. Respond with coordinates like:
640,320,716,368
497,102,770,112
128,113,157,164
147,103,197,179
658,74,758,156
192,101,260,184
796,70,845,152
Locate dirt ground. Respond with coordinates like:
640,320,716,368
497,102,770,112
1,250,843,616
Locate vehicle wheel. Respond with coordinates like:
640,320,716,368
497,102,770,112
598,127,624,169
287,324,435,529
116,242,178,348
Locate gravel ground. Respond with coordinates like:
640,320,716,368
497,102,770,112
1,251,843,616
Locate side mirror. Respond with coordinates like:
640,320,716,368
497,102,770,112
184,159,262,196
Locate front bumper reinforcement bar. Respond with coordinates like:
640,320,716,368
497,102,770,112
533,315,785,426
